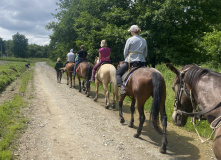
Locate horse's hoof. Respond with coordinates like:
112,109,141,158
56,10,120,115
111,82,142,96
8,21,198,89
105,106,109,109
128,123,134,128
133,133,140,138
79,90,81,92
112,104,116,109
120,119,125,123
159,146,166,154
94,98,97,102
86,94,89,97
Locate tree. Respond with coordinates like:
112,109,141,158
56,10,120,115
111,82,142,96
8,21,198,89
12,33,28,58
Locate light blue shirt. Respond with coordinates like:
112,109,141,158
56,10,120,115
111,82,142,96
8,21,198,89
67,52,75,62
124,35,147,63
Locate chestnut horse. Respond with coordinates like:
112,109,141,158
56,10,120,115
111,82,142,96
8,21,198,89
167,63,221,159
73,61,93,97
118,61,168,153
93,57,118,109
63,62,75,88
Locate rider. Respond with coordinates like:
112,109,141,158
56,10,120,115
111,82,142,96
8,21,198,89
73,45,88,76
63,49,75,67
116,25,148,95
91,40,111,82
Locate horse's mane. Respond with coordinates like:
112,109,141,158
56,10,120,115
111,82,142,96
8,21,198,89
184,64,221,89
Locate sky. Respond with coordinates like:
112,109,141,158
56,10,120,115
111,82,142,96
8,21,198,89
0,0,59,46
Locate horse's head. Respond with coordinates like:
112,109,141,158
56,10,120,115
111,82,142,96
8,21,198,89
166,63,193,127
94,56,99,65
117,61,125,69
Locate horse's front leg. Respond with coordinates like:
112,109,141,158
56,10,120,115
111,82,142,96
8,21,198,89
119,95,126,123
134,103,145,138
94,81,99,102
82,80,86,92
128,99,136,128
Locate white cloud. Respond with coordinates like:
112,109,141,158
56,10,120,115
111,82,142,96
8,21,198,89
0,0,59,45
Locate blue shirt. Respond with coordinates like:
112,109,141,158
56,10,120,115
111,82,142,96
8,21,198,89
124,35,147,63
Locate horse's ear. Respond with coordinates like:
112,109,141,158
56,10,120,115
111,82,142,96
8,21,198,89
166,63,180,76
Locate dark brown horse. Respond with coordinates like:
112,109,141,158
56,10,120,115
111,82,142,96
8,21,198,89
167,63,221,159
118,61,168,153
63,62,75,88
73,61,93,97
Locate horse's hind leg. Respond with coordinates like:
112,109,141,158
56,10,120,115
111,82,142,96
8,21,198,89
119,95,126,123
128,99,136,128
78,78,81,92
160,105,168,154
134,103,145,138
103,83,110,109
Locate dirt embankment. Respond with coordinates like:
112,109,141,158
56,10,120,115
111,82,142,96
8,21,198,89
2,62,215,160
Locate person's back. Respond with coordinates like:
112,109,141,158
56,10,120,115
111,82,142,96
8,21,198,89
55,60,63,71
77,50,88,59
67,50,75,62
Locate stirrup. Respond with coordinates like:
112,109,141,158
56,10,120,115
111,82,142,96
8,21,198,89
120,85,127,95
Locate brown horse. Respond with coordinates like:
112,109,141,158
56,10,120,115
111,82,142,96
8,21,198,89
93,57,118,109
167,63,221,159
118,61,168,153
64,62,75,88
73,61,93,97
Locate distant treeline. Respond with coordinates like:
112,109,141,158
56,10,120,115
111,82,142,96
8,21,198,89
47,0,221,68
0,33,49,58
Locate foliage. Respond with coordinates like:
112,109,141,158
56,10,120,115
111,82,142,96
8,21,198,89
200,29,221,69
11,33,28,58
47,0,221,67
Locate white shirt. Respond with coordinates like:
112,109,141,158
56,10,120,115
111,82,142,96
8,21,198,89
124,35,147,63
67,52,75,62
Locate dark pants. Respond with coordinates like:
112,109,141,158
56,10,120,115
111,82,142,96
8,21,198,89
116,61,146,87
116,62,129,87
73,59,86,75
56,71,62,83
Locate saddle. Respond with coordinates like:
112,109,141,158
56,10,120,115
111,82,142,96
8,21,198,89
122,65,146,86
95,62,111,78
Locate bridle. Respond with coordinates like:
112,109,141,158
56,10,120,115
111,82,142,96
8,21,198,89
174,68,221,117
174,67,221,143
174,68,197,116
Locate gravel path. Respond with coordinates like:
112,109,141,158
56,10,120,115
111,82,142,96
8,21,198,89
14,62,215,160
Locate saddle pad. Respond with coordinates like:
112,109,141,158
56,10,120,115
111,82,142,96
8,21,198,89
122,66,146,86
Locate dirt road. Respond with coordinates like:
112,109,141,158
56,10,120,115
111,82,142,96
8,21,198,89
14,62,215,160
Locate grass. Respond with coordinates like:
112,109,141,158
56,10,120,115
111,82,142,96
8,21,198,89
0,60,33,159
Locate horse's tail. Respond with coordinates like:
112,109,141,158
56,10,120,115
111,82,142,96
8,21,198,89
86,63,92,81
109,66,118,100
150,72,164,135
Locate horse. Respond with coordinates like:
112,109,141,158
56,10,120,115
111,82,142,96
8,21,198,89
166,63,221,159
93,57,118,109
73,61,93,97
118,61,168,153
64,62,75,88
